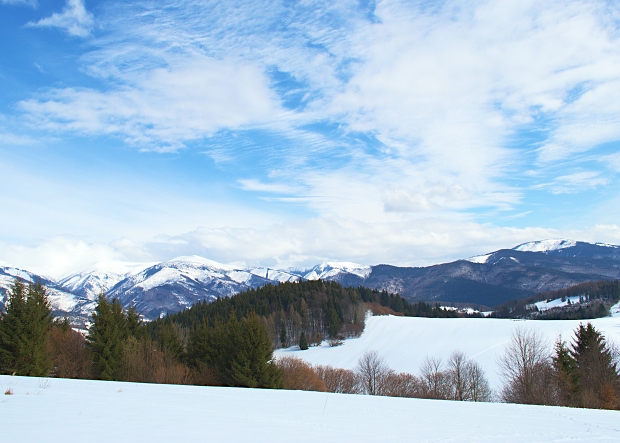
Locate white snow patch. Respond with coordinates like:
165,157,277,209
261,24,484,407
610,301,620,317
303,262,371,280
514,239,577,252
166,255,234,271
534,296,583,312
465,254,491,264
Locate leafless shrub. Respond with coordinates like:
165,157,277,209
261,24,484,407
48,327,92,379
276,356,326,392
315,365,359,394
122,337,192,385
382,371,424,398
5,388,13,395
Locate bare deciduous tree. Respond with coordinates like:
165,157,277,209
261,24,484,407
466,359,493,402
446,351,493,402
420,356,451,399
498,327,556,405
355,350,391,395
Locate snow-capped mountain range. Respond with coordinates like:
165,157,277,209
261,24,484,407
1,239,619,323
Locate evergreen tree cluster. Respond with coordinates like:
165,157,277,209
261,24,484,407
0,279,53,376
187,313,282,388
86,295,143,380
553,323,620,409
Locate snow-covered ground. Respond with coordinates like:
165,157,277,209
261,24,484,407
534,295,584,311
1,375,618,442
276,306,620,389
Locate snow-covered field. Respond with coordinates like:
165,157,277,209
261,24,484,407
1,375,618,442
276,307,620,389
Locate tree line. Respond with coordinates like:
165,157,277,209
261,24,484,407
276,349,492,401
490,280,620,320
2,277,618,409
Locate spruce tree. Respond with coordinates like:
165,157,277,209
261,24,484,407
280,324,288,348
0,279,53,376
553,338,578,406
87,295,130,380
22,281,53,375
227,313,282,388
299,331,309,350
0,279,27,374
570,323,619,408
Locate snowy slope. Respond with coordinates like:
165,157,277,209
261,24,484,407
0,266,82,313
514,239,578,252
1,375,618,443
298,261,372,280
59,271,127,300
276,308,620,389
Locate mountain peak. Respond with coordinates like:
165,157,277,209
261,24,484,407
165,256,234,270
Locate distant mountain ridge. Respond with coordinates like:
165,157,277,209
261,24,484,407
1,239,619,322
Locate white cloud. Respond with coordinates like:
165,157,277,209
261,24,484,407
238,179,302,194
0,237,127,278
19,56,284,150
533,170,608,194
2,0,37,6
0,131,36,145
27,0,93,37
600,152,620,172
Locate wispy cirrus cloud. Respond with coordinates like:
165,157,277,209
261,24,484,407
20,56,284,151
533,170,609,194
27,0,93,37
2,0,37,6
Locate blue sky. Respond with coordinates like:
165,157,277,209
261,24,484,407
2,0,620,277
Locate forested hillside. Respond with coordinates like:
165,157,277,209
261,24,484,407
490,280,620,319
147,280,457,350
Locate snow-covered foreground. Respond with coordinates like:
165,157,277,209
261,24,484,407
1,375,618,442
276,309,620,389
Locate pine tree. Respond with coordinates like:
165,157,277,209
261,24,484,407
0,279,53,376
553,338,578,406
227,313,282,388
280,324,288,348
22,281,53,375
299,331,309,350
87,295,130,380
0,279,27,374
570,323,619,409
